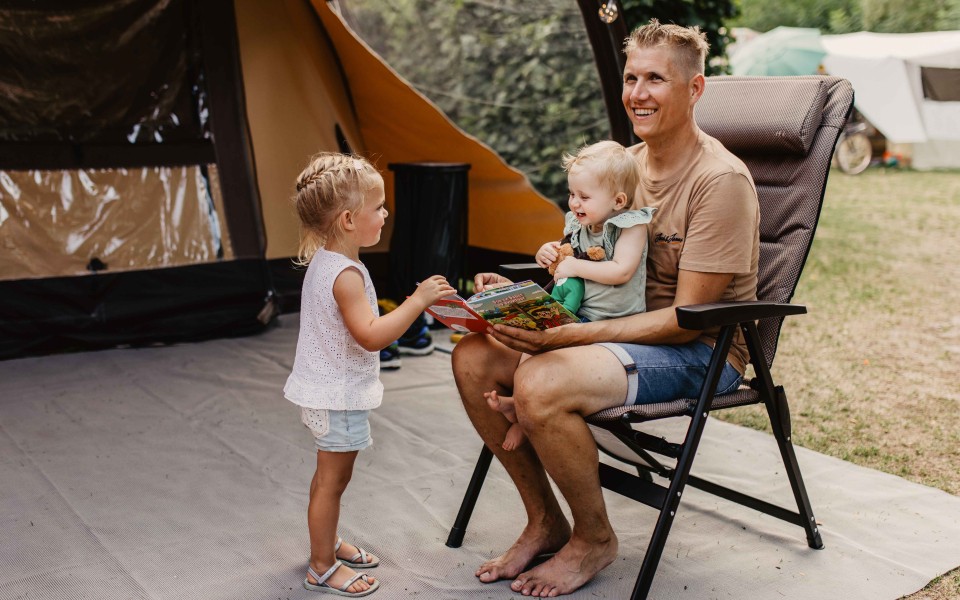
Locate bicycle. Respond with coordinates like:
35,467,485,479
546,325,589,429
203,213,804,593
833,119,872,175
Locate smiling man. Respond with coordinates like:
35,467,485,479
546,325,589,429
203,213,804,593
451,19,759,597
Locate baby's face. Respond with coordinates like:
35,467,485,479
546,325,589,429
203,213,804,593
567,167,622,231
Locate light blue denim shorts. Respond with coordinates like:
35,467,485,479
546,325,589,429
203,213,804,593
300,407,372,452
596,341,743,406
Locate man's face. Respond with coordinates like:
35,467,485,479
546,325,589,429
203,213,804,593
621,45,700,144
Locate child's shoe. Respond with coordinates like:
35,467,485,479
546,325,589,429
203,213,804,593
398,314,435,356
379,342,402,370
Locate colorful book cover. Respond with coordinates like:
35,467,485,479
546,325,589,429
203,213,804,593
426,281,579,332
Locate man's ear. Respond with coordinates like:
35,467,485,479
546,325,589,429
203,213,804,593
689,72,705,103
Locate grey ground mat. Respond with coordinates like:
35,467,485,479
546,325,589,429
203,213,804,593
2,314,959,599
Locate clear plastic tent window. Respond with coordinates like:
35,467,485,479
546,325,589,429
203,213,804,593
0,165,231,280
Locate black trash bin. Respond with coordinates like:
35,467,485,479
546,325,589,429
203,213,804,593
387,162,470,300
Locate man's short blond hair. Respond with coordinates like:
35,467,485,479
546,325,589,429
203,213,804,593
624,18,709,78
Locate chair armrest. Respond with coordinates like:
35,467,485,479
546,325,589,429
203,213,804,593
676,301,806,330
499,262,540,274
497,263,553,288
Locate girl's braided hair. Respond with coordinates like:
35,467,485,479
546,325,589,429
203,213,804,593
292,152,382,265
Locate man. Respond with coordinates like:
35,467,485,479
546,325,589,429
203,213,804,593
451,19,759,597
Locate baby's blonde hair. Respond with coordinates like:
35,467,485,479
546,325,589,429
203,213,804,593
624,18,709,79
562,140,640,208
293,152,382,265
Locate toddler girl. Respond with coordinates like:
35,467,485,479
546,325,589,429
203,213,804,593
487,140,653,450
284,152,455,596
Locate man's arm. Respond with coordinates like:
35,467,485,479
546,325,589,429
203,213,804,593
488,269,733,354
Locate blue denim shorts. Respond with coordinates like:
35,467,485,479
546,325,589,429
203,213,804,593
596,341,743,406
300,407,372,452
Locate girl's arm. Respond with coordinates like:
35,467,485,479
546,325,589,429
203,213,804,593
552,225,646,285
333,271,455,352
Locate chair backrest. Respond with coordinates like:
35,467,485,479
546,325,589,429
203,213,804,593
695,76,853,368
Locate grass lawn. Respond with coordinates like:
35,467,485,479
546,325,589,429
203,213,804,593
716,167,960,599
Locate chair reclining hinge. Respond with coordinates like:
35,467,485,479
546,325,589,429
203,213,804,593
629,429,683,459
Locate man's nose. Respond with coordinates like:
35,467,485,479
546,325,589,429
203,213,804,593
629,83,647,102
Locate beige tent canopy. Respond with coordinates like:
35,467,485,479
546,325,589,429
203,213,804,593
0,0,564,358
239,0,563,263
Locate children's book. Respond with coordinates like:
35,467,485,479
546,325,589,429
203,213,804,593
425,280,580,333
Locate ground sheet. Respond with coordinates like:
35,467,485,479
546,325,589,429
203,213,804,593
2,314,959,599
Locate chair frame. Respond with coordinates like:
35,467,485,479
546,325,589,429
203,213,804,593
446,75,853,600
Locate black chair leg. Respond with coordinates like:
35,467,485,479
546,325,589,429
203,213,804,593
447,445,494,548
767,387,824,549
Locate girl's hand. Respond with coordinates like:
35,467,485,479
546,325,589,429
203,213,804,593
535,241,561,268
411,275,456,308
553,257,580,280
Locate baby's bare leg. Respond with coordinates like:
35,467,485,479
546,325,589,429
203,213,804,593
485,389,517,423
501,423,527,451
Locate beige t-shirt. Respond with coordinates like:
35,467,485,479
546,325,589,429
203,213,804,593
634,131,760,374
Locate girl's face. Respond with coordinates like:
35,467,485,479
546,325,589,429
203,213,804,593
567,166,625,233
352,179,388,248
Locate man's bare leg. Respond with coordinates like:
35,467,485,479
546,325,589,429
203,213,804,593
451,334,571,582
508,345,628,597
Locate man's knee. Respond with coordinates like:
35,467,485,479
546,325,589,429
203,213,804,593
451,333,494,381
513,359,563,425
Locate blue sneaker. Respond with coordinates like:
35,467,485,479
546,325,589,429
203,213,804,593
380,342,402,370
398,314,435,356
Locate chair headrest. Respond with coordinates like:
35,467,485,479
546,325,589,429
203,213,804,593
695,77,829,157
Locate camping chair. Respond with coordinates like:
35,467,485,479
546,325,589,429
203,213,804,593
445,75,854,600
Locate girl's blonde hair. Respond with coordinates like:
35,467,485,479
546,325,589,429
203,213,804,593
562,140,640,208
623,18,709,79
292,152,382,265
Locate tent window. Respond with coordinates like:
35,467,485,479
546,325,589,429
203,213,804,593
0,0,211,168
0,164,231,281
921,66,960,102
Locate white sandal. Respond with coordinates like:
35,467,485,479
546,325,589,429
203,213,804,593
303,561,379,597
335,536,380,568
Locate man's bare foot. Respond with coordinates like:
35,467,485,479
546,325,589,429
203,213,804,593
306,561,375,593
510,534,618,597
502,423,527,451
475,518,571,584
484,390,518,423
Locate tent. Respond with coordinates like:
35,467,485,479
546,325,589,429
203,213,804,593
821,30,960,169
0,0,565,359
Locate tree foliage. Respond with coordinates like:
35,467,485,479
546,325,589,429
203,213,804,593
340,0,735,203
732,0,959,33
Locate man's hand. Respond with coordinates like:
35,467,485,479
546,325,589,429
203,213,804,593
488,322,573,354
473,272,513,293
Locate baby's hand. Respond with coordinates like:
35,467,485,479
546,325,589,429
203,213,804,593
412,275,456,307
535,241,561,268
553,257,579,280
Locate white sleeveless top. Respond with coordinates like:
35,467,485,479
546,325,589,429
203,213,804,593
284,249,383,410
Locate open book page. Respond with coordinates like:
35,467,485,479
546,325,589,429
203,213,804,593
423,295,490,333
426,281,579,332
